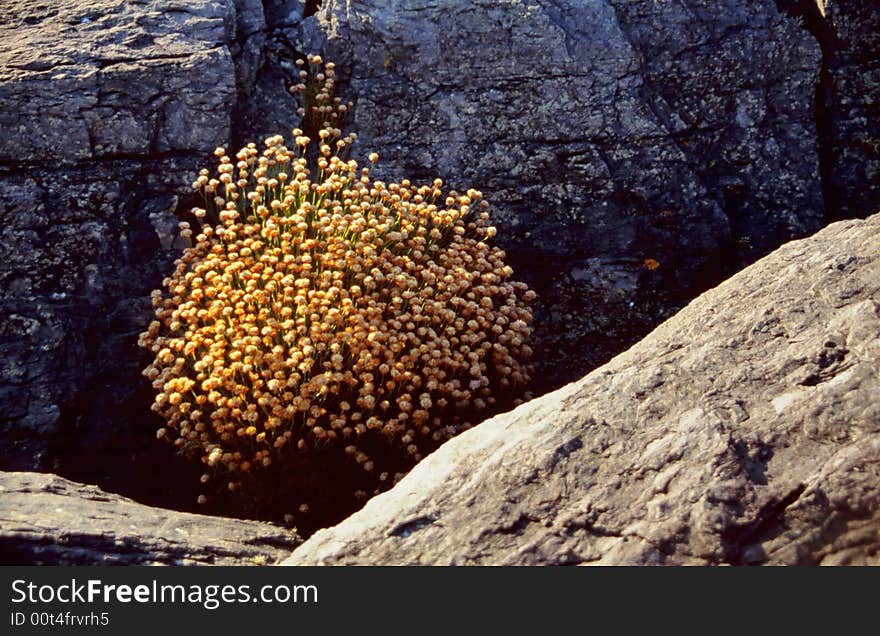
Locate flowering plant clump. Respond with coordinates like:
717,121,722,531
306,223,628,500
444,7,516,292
139,55,535,525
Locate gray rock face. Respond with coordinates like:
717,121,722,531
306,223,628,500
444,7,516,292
0,0,260,481
284,214,880,565
814,0,880,221
0,1,237,162
300,0,825,389
0,472,300,565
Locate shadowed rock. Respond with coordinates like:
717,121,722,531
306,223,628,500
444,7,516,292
0,472,300,565
0,0,266,499
284,213,880,565
814,0,880,221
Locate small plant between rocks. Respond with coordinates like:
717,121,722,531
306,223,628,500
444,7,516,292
138,54,535,530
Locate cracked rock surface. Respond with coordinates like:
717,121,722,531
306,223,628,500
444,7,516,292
0,471,300,565
0,0,238,161
284,214,880,565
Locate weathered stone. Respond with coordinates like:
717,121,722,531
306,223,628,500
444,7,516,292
0,0,237,161
814,0,880,221
230,0,267,102
0,1,244,480
0,472,300,565
231,1,309,147
298,0,825,390
284,213,880,565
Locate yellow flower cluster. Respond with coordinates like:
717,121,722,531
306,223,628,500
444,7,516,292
139,55,535,516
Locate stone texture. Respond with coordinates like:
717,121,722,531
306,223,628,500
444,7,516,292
0,0,258,484
0,0,238,162
0,471,300,565
814,0,880,221
284,213,880,565
298,0,825,390
231,0,309,146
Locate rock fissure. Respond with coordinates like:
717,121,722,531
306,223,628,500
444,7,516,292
722,483,809,564
774,0,839,221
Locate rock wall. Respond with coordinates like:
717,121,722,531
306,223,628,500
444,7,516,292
284,213,880,565
774,0,880,222
815,0,880,220
0,0,877,520
0,1,258,492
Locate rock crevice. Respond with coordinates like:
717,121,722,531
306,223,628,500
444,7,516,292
776,0,880,221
